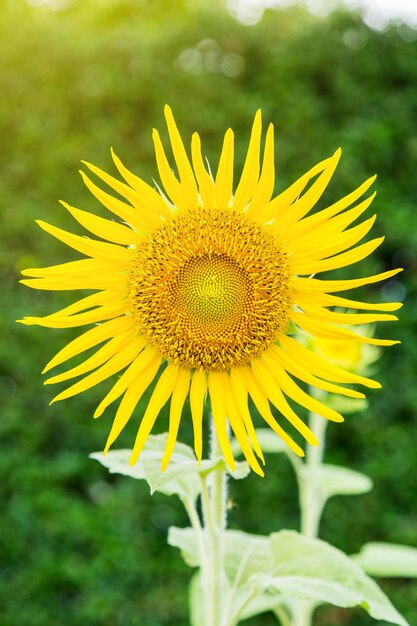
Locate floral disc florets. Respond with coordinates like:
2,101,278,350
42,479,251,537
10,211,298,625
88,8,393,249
129,207,293,370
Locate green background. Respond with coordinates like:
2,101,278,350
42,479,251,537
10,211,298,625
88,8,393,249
1,0,416,624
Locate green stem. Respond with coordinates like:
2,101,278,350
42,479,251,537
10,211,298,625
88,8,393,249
182,496,209,584
292,388,329,626
201,418,228,626
274,605,294,626
223,542,258,625
226,588,257,626
290,601,315,626
300,410,328,538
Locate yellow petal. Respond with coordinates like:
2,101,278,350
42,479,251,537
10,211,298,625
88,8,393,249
285,189,376,244
292,312,399,346
190,369,207,463
289,215,377,262
249,360,319,443
162,368,190,470
295,297,397,325
21,258,127,278
60,201,140,245
229,368,264,462
111,148,172,219
21,290,116,320
104,358,161,451
292,237,384,275
270,345,365,399
20,274,127,292
50,337,144,403
42,316,134,374
233,110,262,212
80,170,152,232
35,220,133,264
294,290,403,312
262,169,320,224
152,128,187,210
82,160,161,230
260,352,344,423
225,376,264,476
246,123,275,219
22,300,128,329
130,363,179,465
95,348,161,418
267,149,341,229
208,371,236,470
215,128,234,210
45,330,141,385
295,268,403,293
164,105,199,210
237,365,306,456
104,386,141,452
191,133,215,210
279,335,381,388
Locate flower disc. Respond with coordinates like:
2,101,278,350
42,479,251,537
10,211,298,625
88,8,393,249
129,207,293,370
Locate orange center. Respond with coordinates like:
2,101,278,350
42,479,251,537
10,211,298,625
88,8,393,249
129,208,293,370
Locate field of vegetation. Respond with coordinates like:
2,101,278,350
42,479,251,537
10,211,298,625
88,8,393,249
1,0,416,624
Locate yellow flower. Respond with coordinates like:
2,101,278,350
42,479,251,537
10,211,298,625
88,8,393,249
19,106,402,477
306,325,380,374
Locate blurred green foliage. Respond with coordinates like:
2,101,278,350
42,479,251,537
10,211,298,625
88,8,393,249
1,0,416,624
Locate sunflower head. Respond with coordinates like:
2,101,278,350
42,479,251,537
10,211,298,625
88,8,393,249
129,206,292,371
19,105,402,477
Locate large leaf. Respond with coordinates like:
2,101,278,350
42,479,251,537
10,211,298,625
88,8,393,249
170,527,408,625
168,526,272,580
168,527,199,567
91,434,249,503
317,463,373,501
239,591,285,621
169,527,285,621
353,542,417,578
249,530,408,626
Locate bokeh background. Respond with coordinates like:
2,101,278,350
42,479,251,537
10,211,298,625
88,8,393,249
1,0,416,624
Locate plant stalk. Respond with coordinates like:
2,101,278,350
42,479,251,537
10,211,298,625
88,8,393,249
293,388,329,626
202,418,228,626
300,410,328,538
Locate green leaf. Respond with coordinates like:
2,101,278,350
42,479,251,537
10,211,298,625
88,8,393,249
91,434,250,504
90,449,146,479
249,530,408,626
168,526,272,581
239,592,285,621
353,542,417,578
168,527,199,567
315,463,373,501
91,434,250,503
169,527,285,621
170,528,408,625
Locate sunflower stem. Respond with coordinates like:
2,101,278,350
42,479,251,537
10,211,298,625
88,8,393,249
300,410,328,538
290,601,315,626
202,417,228,626
292,388,328,626
182,496,209,586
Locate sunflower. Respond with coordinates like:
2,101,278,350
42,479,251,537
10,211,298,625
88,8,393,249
19,106,401,477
